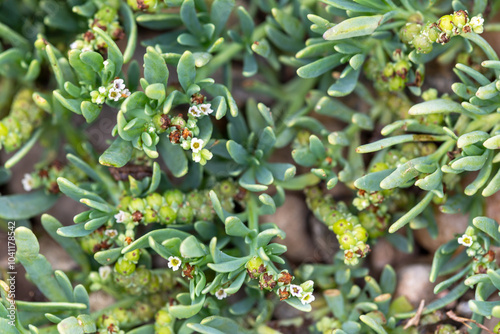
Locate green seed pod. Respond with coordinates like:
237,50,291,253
369,162,389,173
177,205,194,224
119,196,133,210
155,309,174,326
412,34,433,54
382,63,395,78
158,206,177,224
164,189,184,206
438,15,454,32
388,76,406,91
132,266,151,286
352,226,369,243
136,302,154,321
143,208,158,224
170,115,186,128
197,205,214,221
493,321,500,333
124,249,141,263
400,23,422,44
331,219,353,235
394,59,410,78
187,191,205,209
339,231,357,249
95,6,117,22
324,210,344,227
218,180,237,198
129,198,146,212
452,10,468,28
146,193,163,210
246,256,265,278
113,308,129,324
115,258,136,276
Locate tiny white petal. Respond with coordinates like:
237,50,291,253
22,174,34,192
199,103,213,115
103,60,109,67
113,78,125,90
168,256,182,271
114,211,127,223
98,86,106,94
70,42,79,49
215,288,227,300
188,105,202,118
191,138,204,153
300,292,315,305
105,229,118,238
121,89,131,97
458,234,473,247
289,284,303,297
99,266,112,280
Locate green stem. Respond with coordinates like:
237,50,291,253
120,2,137,64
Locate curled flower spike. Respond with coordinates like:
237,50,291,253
215,288,227,300
191,138,204,153
114,211,127,223
458,234,473,247
289,284,303,297
168,256,182,271
22,173,34,191
300,292,315,305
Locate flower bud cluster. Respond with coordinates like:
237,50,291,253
154,307,175,334
21,160,86,194
245,257,315,305
0,89,44,152
127,0,159,12
458,227,498,274
90,78,131,105
96,294,166,333
399,11,484,54
305,188,370,266
370,52,413,92
114,181,239,231
153,96,214,165
71,1,125,53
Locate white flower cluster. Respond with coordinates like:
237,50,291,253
188,103,214,118
289,284,315,305
90,75,131,105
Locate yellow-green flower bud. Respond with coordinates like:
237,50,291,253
400,23,421,44
124,249,141,263
438,15,454,32
452,10,468,28
158,206,177,224
115,258,136,276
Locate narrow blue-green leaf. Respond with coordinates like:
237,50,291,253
0,190,58,220
323,15,383,40
99,138,133,167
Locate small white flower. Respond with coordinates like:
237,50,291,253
105,229,118,238
289,284,303,298
98,86,106,94
103,60,109,67
22,173,34,192
199,103,213,116
168,256,182,271
114,211,127,223
300,292,315,305
99,266,112,280
458,234,473,247
191,138,204,153
108,88,121,101
96,95,105,104
121,88,131,98
70,41,79,49
470,15,484,33
215,288,227,300
192,152,202,162
188,105,203,118
113,78,125,90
